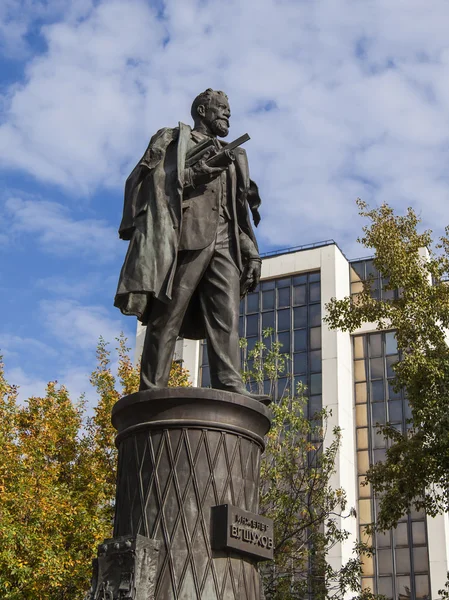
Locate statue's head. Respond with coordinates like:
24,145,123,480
191,88,230,137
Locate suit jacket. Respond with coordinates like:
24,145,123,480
114,122,261,339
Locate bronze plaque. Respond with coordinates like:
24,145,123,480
211,504,274,561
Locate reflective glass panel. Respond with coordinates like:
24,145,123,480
372,402,386,425
373,448,386,464
293,274,307,285
371,379,385,402
356,405,368,427
412,521,426,545
388,380,401,400
394,522,408,546
370,357,384,379
293,285,306,305
294,306,307,329
387,355,399,378
352,281,364,294
262,311,275,331
355,360,367,382
309,282,320,302
293,353,307,375
354,336,366,359
415,575,430,599
378,576,393,600
395,548,411,574
369,333,383,357
309,395,322,416
396,576,411,599
246,314,259,336
359,498,372,524
309,303,321,327
294,329,307,352
413,547,429,572
357,428,369,449
373,428,386,449
378,549,393,575
355,382,367,403
358,449,369,473
277,308,291,331
388,401,403,423
385,331,397,355
376,529,391,548
310,350,321,372
247,292,259,313
276,277,290,288
277,331,290,353
247,337,258,354
262,290,275,310
361,578,374,593
310,373,322,395
362,554,374,576
310,327,321,349
351,261,365,281
359,475,371,498
277,287,291,308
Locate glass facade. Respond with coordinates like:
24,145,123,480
354,330,431,600
351,257,431,599
350,258,399,302
199,271,322,410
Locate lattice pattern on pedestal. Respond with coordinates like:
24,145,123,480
114,427,262,600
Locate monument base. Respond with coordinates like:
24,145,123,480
89,534,159,600
111,387,272,600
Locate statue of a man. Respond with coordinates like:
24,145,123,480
115,88,267,401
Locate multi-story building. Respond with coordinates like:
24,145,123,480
136,240,449,600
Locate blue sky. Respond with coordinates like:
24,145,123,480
1,0,449,403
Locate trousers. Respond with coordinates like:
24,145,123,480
139,214,242,391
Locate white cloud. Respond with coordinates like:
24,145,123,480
5,363,98,409
0,333,56,360
5,365,48,403
1,0,449,253
5,196,120,260
40,298,126,352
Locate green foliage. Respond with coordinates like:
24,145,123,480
242,330,377,600
0,336,192,599
325,199,449,530
0,326,377,599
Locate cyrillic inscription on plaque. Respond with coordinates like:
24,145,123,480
211,504,274,561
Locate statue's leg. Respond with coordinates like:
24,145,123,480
198,218,243,390
139,248,213,390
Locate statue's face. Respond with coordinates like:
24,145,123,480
201,94,231,137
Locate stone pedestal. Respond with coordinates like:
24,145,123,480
111,388,271,600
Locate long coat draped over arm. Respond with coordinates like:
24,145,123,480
114,122,261,340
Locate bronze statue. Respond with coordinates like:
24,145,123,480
115,89,267,402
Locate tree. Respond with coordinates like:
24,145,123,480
0,330,376,599
241,331,376,600
325,199,449,531
0,335,191,600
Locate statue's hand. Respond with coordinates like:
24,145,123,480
187,148,232,187
241,258,262,296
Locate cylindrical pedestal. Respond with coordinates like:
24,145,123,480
111,388,271,600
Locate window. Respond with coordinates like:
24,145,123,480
353,332,430,598
201,271,322,404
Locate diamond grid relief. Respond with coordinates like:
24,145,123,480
114,426,262,599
